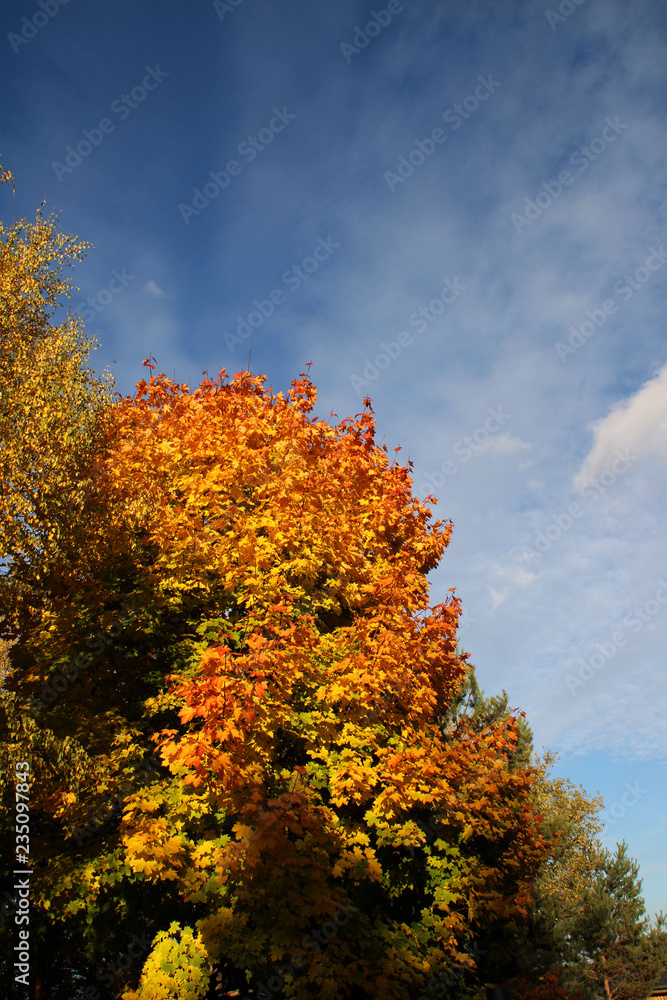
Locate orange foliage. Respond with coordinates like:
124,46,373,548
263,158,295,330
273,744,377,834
92,368,551,999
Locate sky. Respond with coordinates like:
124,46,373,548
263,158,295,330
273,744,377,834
1,0,666,918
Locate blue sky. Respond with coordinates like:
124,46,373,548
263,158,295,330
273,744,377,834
2,0,666,917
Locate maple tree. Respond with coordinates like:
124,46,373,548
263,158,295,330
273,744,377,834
1,160,662,1000
1,351,553,998
109,370,556,1000
1,164,661,1000
1,166,609,1000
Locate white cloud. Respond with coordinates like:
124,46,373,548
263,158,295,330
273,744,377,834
144,280,168,299
574,362,667,490
476,431,531,457
489,587,510,612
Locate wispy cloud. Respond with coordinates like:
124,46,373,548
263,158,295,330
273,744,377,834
574,361,667,489
144,280,169,299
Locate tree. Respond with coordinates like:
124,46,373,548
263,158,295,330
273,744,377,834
0,161,121,1000
564,843,667,1000
1,162,660,1000
439,674,667,1000
2,356,552,1000
0,164,115,651
527,753,604,911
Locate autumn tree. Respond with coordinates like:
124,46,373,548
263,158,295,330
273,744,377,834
1,353,553,1000
0,165,115,649
450,682,667,1000
0,162,557,1000
0,162,124,1000
2,164,657,1000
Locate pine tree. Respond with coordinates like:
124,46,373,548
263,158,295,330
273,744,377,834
566,843,667,1000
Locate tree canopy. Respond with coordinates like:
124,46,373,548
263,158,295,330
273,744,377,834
1,163,665,1000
